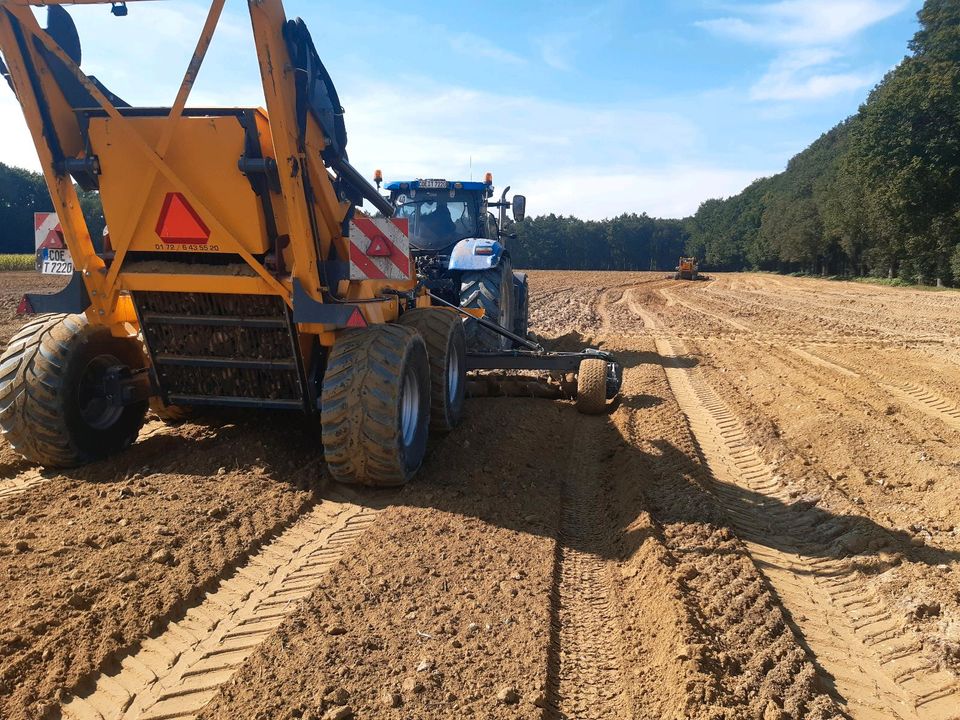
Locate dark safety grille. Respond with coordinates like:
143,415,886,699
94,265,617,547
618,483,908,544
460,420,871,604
134,292,306,410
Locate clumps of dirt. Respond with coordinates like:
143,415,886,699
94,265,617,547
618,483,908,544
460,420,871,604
0,414,323,720
605,338,843,719
0,273,66,346
200,400,565,720
689,336,960,675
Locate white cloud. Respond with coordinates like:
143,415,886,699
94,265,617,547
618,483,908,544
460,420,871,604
750,48,878,100
449,33,526,66
522,166,773,220
339,79,755,219
697,0,908,46
698,0,908,103
0,91,42,171
535,33,574,71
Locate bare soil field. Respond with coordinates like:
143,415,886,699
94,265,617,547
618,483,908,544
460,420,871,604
2,271,960,720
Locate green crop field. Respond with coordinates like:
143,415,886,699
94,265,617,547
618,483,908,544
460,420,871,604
0,254,35,271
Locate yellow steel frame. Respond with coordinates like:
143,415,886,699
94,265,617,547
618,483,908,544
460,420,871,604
0,0,411,340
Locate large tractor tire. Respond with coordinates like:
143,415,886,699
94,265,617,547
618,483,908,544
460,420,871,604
513,272,529,340
0,313,149,467
398,308,466,434
460,259,514,351
575,358,608,415
321,324,430,486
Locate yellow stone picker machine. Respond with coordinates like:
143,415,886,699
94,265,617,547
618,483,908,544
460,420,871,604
0,0,621,485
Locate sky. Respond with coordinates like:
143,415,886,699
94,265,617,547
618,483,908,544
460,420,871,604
0,0,924,219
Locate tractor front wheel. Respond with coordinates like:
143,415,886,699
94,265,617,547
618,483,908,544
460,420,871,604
0,314,149,467
398,308,466,433
321,325,431,486
460,259,514,351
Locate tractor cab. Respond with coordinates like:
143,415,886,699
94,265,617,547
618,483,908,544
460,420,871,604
379,175,528,349
385,179,497,253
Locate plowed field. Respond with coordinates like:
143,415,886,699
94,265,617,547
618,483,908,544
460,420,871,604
2,271,959,720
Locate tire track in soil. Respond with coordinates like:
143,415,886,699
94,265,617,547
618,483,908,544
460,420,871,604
60,494,382,720
0,422,173,503
661,287,753,333
655,284,960,436
796,347,960,434
655,331,960,719
0,469,46,500
546,415,627,720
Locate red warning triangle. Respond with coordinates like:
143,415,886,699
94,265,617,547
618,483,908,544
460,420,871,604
345,308,367,328
366,234,392,257
38,229,64,250
156,192,210,244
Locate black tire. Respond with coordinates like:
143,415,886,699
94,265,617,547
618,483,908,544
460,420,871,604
321,324,430,486
398,308,466,433
0,313,149,467
512,272,529,339
576,358,608,415
460,259,514,351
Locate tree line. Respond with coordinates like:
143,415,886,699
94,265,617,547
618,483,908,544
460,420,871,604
0,162,105,253
686,0,960,285
511,213,688,271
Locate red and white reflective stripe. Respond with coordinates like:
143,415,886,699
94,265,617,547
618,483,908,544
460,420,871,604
34,212,64,250
348,217,411,281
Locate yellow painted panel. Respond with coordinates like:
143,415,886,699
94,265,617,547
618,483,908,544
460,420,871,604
118,272,283,296
88,113,271,255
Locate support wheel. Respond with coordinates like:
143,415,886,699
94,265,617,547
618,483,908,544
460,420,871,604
575,358,608,415
321,325,430,486
460,258,514,351
0,313,149,467
398,308,466,433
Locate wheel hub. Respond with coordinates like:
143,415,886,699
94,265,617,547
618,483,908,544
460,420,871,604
400,365,421,448
77,354,125,430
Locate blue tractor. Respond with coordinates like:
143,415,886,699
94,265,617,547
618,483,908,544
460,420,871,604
381,175,528,350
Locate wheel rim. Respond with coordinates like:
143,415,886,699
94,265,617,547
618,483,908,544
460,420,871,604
77,355,124,430
400,364,421,449
447,341,462,401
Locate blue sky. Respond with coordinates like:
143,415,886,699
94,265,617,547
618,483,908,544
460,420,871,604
0,0,923,219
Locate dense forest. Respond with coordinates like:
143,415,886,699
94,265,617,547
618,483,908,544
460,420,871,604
511,213,688,271
687,0,960,285
1,1,955,282
0,163,104,253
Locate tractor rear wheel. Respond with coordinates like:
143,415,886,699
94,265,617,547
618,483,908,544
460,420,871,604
0,313,149,467
460,259,514,351
575,358,608,415
321,324,430,486
513,272,529,339
398,308,466,433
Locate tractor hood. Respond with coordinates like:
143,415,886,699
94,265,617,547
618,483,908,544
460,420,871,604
448,238,505,271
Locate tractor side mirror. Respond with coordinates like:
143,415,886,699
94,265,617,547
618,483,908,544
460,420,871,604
512,195,526,222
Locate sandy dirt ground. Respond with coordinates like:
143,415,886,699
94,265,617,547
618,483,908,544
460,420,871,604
1,271,959,720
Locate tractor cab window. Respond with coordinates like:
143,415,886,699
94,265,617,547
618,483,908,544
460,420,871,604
394,194,480,251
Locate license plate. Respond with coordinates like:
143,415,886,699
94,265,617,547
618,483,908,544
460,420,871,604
39,247,74,275
419,179,448,189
